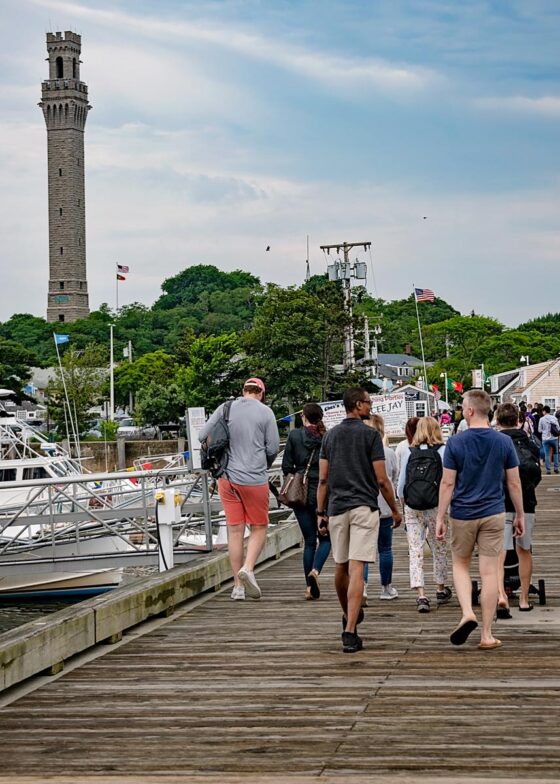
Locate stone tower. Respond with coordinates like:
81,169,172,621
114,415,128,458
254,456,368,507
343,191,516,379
39,31,91,323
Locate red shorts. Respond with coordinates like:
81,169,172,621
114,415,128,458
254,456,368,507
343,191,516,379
217,479,270,526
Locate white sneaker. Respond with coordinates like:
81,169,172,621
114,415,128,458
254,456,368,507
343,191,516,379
237,566,262,599
231,585,245,600
379,584,399,600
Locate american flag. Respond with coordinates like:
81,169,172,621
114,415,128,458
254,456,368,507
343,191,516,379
117,263,129,273
415,287,435,302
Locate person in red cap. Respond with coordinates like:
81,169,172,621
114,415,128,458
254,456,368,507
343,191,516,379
199,377,279,600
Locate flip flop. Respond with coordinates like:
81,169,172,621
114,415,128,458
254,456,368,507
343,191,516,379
496,606,512,619
450,619,478,646
478,639,502,650
519,604,534,612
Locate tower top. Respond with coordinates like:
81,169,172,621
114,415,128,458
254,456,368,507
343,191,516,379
46,31,81,45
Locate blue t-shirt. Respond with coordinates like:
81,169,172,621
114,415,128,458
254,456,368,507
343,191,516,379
444,428,519,520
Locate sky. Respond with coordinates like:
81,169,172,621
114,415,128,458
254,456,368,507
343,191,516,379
1,0,559,326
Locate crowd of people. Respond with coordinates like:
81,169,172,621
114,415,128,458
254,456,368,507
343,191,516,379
200,378,544,654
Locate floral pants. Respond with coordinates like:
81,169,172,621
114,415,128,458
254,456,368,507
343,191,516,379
404,506,449,589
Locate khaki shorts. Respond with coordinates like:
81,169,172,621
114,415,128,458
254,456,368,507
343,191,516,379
450,513,505,558
329,506,379,564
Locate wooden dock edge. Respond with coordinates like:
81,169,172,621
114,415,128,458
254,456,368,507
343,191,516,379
0,521,300,692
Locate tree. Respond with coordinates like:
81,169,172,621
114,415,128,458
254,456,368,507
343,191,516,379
0,313,53,366
0,338,37,396
355,294,460,358
155,264,260,310
134,382,185,427
423,315,503,384
244,283,349,411
176,333,247,410
113,350,178,408
47,344,106,436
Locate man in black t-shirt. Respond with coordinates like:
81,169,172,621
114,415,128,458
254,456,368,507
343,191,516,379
317,387,402,653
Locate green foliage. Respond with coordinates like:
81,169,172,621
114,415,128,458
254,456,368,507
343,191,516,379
0,338,37,396
423,315,503,385
355,294,460,357
516,312,560,337
475,330,560,375
47,344,106,436
155,264,260,310
176,332,246,410
100,419,119,440
0,313,53,366
113,351,178,408
134,382,185,427
244,283,349,409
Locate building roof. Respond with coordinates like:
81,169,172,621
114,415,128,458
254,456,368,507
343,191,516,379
378,353,427,367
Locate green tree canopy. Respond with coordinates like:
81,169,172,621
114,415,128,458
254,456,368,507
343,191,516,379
47,344,106,437
176,332,247,411
0,338,37,397
113,350,178,408
134,382,185,427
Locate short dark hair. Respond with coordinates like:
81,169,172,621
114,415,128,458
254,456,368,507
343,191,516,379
543,405,551,414
496,403,519,428
343,387,369,413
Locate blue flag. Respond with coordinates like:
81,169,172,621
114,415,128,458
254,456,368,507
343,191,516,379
54,334,70,345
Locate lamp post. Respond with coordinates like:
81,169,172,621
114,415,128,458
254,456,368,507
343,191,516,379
440,371,448,405
520,355,530,366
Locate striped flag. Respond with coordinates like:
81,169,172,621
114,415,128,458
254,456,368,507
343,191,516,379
117,264,129,273
414,287,435,302
117,274,126,281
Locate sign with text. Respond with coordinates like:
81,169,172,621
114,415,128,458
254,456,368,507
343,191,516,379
369,392,407,435
320,393,407,435
186,407,206,470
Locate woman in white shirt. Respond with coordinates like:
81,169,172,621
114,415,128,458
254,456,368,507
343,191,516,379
397,416,451,613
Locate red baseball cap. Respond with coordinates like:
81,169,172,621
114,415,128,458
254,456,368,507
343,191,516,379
244,377,265,394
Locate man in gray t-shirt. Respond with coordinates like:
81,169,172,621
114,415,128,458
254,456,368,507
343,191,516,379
317,387,401,654
199,378,279,601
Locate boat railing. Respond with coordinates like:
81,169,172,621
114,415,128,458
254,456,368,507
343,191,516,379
0,466,289,572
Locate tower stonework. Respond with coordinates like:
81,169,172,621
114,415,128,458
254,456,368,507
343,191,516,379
39,31,91,323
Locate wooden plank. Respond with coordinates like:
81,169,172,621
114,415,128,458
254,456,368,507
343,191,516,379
0,480,559,779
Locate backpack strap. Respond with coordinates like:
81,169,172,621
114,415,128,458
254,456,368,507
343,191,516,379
222,399,234,422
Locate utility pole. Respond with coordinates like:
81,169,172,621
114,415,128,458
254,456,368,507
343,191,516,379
320,241,370,372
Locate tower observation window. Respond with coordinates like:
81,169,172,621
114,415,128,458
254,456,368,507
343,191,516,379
56,57,63,79
73,58,77,78
58,314,65,322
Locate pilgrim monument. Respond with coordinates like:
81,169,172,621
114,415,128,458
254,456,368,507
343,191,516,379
39,31,91,323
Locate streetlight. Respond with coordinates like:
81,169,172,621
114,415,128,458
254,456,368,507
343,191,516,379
440,371,448,405
520,355,530,366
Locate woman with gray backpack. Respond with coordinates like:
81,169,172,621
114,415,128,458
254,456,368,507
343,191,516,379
397,416,452,613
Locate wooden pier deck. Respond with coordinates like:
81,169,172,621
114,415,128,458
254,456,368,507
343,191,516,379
1,478,560,783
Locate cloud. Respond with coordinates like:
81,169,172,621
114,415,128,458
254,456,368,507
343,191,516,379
475,95,560,118
28,0,443,97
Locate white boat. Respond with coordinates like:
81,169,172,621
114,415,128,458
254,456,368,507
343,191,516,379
0,390,133,599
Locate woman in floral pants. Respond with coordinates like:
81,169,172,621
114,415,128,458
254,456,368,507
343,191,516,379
397,417,451,613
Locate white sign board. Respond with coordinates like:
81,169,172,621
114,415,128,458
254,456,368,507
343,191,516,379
320,392,407,435
320,400,346,430
370,393,407,435
186,407,206,470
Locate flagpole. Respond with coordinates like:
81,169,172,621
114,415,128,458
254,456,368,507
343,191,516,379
53,335,80,456
109,324,115,422
412,284,429,391
115,263,119,313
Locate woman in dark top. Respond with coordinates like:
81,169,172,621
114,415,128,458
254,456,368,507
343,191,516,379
282,403,331,600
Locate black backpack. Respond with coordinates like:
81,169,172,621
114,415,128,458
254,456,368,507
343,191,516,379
404,445,443,510
200,399,233,478
509,432,542,491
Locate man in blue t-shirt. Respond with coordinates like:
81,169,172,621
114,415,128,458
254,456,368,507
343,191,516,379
436,389,524,650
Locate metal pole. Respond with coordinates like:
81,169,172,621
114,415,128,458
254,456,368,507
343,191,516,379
128,339,133,414
110,324,115,422
413,284,429,390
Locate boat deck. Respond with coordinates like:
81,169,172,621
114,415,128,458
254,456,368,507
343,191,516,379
1,478,559,783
